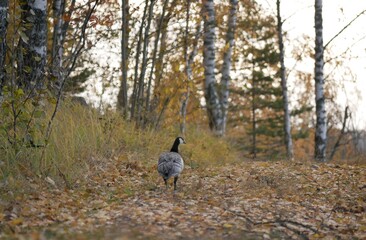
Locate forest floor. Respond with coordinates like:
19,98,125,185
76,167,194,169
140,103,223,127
1,157,365,239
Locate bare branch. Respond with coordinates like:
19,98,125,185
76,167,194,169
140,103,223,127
324,9,366,50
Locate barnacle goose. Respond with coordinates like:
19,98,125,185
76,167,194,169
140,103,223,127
157,137,186,190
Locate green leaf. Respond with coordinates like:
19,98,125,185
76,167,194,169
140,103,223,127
19,31,29,44
49,97,57,105
34,110,45,118
24,66,32,73
15,89,24,97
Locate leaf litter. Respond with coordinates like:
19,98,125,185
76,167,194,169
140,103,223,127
0,158,365,239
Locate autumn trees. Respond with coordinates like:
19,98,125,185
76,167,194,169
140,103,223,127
0,0,100,153
111,0,358,160
0,0,362,162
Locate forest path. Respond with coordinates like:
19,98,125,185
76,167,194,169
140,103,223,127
1,159,365,239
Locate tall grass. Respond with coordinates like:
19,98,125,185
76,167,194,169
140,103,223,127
0,101,239,191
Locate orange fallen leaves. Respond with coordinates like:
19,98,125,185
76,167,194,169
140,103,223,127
0,161,365,239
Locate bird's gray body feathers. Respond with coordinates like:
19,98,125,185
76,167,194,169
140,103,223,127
158,137,186,190
157,152,184,180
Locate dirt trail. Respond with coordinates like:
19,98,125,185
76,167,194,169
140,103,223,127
1,160,365,239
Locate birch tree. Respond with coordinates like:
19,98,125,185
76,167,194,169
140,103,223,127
314,0,327,161
202,0,223,135
51,0,66,92
220,0,238,136
0,0,8,95
202,0,238,136
18,0,47,91
276,0,293,160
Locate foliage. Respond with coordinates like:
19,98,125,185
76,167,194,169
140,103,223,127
0,102,238,191
0,0,55,161
0,0,102,180
0,1,365,237
63,68,96,94
0,158,365,239
228,1,285,159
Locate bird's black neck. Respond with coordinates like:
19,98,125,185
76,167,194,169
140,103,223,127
170,140,180,153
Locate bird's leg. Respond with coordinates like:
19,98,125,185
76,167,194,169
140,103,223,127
164,178,168,189
174,176,178,191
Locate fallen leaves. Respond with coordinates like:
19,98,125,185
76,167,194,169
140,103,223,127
0,160,365,239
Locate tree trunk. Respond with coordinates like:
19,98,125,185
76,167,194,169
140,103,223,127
18,0,47,91
329,106,349,160
0,0,8,95
150,3,173,127
220,0,238,136
154,20,168,90
136,0,154,124
54,0,75,81
276,0,293,160
145,0,169,116
251,72,257,159
314,0,327,162
130,0,148,119
180,0,199,136
117,0,129,117
51,0,66,93
202,0,223,135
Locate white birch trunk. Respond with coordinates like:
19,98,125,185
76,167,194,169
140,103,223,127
51,0,65,92
0,0,8,95
314,0,327,161
276,0,294,160
202,0,223,135
19,0,47,90
220,0,238,136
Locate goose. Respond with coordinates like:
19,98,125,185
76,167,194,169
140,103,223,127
157,137,186,190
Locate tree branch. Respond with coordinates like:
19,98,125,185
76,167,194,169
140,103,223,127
329,106,350,160
324,9,366,50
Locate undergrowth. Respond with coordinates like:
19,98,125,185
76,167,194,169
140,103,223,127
0,102,239,194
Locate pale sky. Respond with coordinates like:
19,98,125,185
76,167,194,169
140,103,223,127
260,0,366,130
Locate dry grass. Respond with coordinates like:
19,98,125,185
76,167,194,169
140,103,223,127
0,102,239,193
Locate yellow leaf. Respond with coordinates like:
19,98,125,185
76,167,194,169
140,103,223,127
258,162,270,167
310,233,325,239
359,225,366,231
8,218,23,226
223,223,233,228
172,62,180,72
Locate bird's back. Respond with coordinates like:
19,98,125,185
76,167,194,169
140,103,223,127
157,152,184,179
